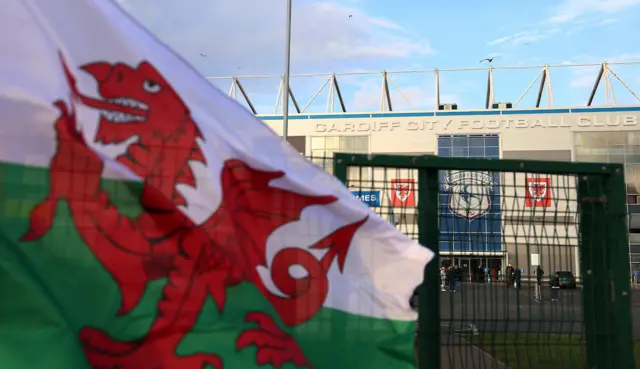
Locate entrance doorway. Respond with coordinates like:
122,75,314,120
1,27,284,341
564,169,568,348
448,256,504,283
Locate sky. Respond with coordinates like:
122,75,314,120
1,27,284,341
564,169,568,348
117,0,640,114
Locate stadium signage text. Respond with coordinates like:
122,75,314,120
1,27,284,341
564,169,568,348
350,190,381,207
314,114,638,133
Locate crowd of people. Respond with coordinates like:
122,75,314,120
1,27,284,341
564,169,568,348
440,265,462,292
439,263,535,290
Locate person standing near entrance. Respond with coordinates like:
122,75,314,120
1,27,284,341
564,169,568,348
454,265,462,291
505,264,514,287
446,266,456,292
514,267,522,289
535,266,544,285
534,265,544,299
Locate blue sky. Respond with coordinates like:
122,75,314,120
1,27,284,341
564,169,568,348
119,0,640,113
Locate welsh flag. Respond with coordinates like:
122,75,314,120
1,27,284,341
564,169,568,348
0,1,433,368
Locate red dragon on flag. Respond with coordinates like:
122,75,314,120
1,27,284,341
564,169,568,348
21,56,367,369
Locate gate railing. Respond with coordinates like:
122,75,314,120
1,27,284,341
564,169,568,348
333,153,635,369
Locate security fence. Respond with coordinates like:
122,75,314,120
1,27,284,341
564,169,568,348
331,153,636,369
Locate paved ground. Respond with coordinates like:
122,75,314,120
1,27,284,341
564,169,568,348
431,282,640,368
438,282,640,339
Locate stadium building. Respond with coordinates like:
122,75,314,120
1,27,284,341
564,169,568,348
211,62,640,279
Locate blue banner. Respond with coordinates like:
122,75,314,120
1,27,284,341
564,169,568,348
437,134,502,252
351,191,381,207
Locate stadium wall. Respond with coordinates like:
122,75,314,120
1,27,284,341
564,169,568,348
259,106,640,278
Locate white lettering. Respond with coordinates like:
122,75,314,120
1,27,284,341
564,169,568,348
486,120,500,129
407,121,419,131
515,119,528,128
531,119,544,128
310,114,639,133
624,116,637,126
606,116,620,127
355,194,378,202
344,122,355,132
357,122,370,132
328,123,341,132
593,117,605,127
577,117,591,127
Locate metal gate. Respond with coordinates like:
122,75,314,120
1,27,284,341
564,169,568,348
333,153,635,369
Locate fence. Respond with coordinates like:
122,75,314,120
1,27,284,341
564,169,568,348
332,153,636,369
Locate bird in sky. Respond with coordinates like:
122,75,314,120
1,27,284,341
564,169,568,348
200,53,207,57
480,57,497,63
348,14,353,18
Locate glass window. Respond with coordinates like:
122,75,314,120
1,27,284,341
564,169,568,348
438,137,452,148
311,157,327,169
626,164,640,195
311,137,325,149
468,137,485,147
630,233,640,244
340,136,355,151
604,131,626,145
609,154,626,164
627,132,640,146
325,136,339,150
311,149,328,158
485,146,499,158
469,147,484,157
348,166,369,181
607,145,626,155
575,154,607,162
438,147,452,157
452,147,468,157
576,132,607,147
627,154,640,163
353,136,368,152
576,147,610,156
626,145,640,155
485,137,499,147
453,137,468,148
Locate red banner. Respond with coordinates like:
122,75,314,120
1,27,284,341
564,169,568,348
525,178,551,207
391,179,415,207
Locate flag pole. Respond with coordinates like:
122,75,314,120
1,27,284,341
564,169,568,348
282,0,292,140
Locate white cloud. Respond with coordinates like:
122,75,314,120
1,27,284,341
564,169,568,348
487,29,560,46
547,0,640,24
598,17,618,25
486,36,511,46
116,0,432,77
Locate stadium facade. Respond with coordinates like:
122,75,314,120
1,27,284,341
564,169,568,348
210,61,640,278
258,107,640,277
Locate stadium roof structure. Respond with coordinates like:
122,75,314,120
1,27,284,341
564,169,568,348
205,61,640,115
